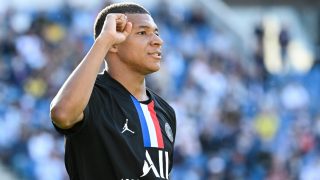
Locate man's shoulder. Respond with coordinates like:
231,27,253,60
86,74,116,105
148,88,175,114
92,73,118,96
148,88,176,137
95,72,110,88
94,71,130,97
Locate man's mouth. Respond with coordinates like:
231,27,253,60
148,51,162,59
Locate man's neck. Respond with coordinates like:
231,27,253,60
107,68,148,101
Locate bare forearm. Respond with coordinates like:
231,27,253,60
50,38,112,126
50,13,132,128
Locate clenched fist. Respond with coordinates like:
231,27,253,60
97,13,132,45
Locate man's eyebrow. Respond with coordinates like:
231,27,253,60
137,25,159,32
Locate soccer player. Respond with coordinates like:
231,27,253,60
50,2,176,180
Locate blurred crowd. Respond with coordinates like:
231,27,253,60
1,0,320,180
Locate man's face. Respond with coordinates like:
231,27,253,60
116,14,163,75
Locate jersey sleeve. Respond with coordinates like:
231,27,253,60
170,108,177,143
52,87,98,136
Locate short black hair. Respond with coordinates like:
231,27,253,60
94,2,150,39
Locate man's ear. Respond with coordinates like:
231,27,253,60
109,45,118,53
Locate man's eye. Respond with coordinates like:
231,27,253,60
155,32,160,36
137,31,146,35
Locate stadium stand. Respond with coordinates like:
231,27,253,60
0,0,320,179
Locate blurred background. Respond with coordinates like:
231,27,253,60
1,0,320,179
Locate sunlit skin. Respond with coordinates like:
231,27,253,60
107,14,163,76
50,13,163,129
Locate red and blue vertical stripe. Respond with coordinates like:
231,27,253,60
131,96,164,149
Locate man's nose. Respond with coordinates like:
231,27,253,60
150,34,163,46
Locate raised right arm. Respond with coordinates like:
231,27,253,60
50,14,132,129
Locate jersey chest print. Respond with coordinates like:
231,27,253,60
130,96,169,179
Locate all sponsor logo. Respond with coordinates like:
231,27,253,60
140,150,169,179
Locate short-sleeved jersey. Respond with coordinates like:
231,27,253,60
53,71,176,180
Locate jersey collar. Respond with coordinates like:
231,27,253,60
96,70,153,102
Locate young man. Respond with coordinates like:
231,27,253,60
50,2,176,180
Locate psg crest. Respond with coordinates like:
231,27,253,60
165,123,173,143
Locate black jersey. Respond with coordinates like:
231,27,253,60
53,71,176,180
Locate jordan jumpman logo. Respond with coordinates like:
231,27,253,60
121,119,135,134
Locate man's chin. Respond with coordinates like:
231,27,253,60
144,66,160,75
